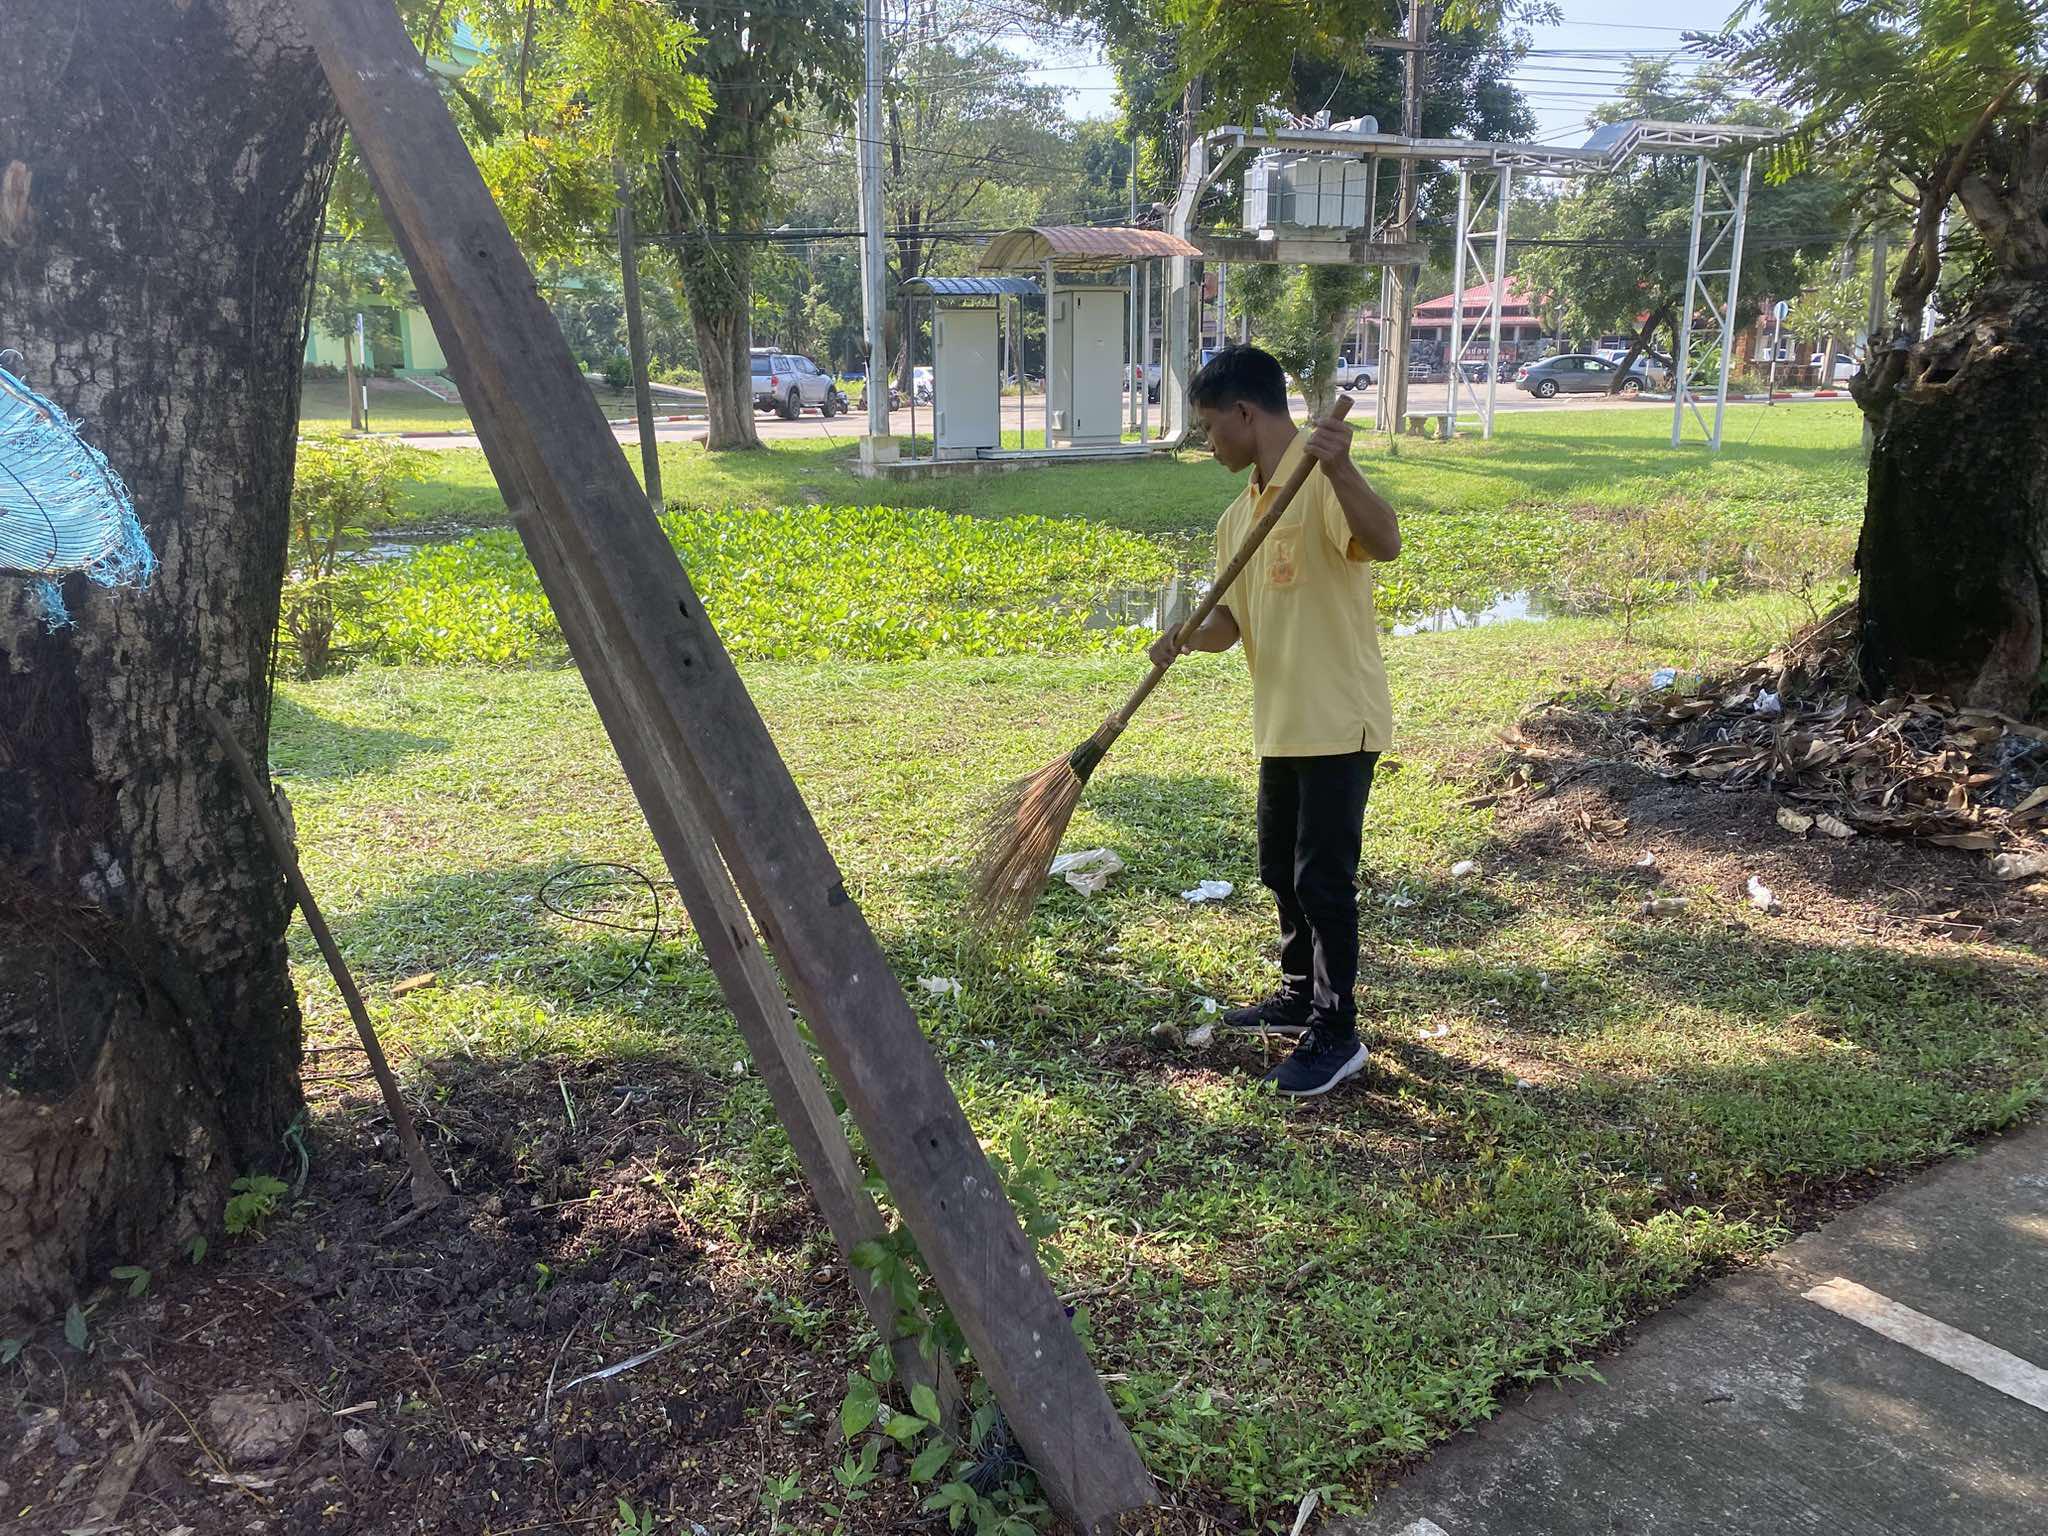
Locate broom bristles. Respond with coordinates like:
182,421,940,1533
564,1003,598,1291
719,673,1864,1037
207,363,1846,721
966,740,1101,931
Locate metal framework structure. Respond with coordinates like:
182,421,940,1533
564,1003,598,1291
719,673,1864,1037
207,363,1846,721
1671,153,1754,450
1447,165,1513,439
1161,118,1775,450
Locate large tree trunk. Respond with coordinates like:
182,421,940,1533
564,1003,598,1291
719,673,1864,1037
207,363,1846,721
0,0,339,1326
658,148,760,452
693,300,760,451
1855,282,2048,716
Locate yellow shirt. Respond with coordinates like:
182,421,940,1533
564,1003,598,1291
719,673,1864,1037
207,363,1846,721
1214,430,1393,758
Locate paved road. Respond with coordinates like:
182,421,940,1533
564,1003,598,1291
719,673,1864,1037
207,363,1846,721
394,384,1755,452
1335,1120,2048,1536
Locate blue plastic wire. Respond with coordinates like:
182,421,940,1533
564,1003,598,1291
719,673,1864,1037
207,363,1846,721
0,364,154,626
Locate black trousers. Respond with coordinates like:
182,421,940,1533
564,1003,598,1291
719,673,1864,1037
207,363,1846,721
1256,751,1378,1032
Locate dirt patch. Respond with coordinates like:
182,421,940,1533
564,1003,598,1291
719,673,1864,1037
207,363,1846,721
0,1053,935,1536
1492,737,2048,953
1487,643,2048,954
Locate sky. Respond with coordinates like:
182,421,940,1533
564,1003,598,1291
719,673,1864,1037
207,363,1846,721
1013,0,1745,149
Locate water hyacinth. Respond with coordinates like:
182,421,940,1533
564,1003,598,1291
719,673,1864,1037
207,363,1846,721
340,504,1176,667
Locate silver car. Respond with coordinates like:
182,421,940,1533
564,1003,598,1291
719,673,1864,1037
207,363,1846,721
1515,352,1645,398
751,349,842,419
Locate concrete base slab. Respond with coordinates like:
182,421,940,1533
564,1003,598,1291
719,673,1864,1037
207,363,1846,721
1336,1123,2048,1536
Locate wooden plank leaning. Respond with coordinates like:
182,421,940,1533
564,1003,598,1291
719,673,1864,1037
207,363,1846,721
291,0,1156,1525
386,255,958,1412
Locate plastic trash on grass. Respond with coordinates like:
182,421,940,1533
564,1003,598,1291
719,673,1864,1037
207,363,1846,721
1181,879,1233,904
1047,847,1125,895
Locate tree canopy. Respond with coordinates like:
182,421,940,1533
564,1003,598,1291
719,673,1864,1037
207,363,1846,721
1704,0,2046,344
434,0,711,267
1708,1,2047,714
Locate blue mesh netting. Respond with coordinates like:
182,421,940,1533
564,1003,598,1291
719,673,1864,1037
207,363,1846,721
0,363,155,627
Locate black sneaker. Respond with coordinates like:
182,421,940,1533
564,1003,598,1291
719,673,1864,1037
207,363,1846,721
1264,1028,1368,1098
1220,991,1312,1037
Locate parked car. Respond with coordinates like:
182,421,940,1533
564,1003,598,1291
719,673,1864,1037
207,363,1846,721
1454,356,1513,384
1124,362,1162,403
1810,351,1859,384
1513,352,1648,398
1339,359,1378,390
750,349,843,418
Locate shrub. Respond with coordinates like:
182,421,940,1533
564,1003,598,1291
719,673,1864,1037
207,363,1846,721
285,437,431,678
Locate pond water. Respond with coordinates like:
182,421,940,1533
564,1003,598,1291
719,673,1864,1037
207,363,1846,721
1391,589,1551,636
345,528,1555,648
1080,576,1554,640
346,527,489,564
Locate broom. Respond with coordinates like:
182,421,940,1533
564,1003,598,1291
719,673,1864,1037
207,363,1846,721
969,395,1356,929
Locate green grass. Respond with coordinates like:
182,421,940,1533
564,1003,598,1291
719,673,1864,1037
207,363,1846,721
300,374,650,438
388,401,1867,538
274,586,2046,1526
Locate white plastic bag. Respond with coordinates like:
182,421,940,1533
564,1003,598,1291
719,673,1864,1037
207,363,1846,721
1047,847,1125,895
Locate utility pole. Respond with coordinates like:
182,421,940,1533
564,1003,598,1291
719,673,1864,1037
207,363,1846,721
355,311,370,432
1867,227,1888,345
1128,134,1140,432
1215,262,1227,360
1379,0,1427,433
857,0,890,445
1767,297,1786,403
615,161,663,509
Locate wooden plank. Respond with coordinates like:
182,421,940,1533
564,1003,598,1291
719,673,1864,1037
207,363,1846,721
516,507,959,1416
387,250,955,1413
294,1,1154,1524
206,709,451,1214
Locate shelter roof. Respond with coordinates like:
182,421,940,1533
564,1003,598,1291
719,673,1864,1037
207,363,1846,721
979,226,1202,273
898,275,1044,298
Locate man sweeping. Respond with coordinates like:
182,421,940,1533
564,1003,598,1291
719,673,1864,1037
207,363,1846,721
1151,345,1402,1097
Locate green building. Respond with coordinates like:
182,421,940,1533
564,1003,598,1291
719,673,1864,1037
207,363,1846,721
303,20,482,377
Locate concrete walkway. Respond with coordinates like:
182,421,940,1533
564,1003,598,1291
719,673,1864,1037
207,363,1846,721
1337,1121,2048,1536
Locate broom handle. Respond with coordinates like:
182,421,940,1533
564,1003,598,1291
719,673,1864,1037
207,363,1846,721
1101,394,1354,738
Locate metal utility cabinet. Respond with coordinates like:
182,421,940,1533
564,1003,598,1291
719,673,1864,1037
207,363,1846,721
1047,286,1125,448
932,305,1000,458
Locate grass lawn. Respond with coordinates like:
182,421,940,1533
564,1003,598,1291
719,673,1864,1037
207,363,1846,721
300,374,650,437
389,401,1867,538
273,587,2046,1526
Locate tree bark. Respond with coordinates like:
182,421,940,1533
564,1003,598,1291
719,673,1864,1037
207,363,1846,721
1855,281,2048,717
693,300,760,451
0,0,339,1325
659,151,760,453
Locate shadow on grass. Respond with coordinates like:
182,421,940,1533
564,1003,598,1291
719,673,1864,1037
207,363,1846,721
316,817,2042,1223
270,693,450,779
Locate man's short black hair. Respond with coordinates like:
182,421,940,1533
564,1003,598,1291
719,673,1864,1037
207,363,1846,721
1188,344,1289,416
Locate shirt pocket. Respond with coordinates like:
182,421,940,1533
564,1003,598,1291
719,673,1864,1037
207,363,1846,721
1266,526,1300,589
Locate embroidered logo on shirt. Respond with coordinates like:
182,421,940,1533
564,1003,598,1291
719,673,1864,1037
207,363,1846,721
1267,528,1299,588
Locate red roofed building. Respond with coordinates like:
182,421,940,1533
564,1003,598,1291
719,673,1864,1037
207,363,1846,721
1412,277,1548,354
